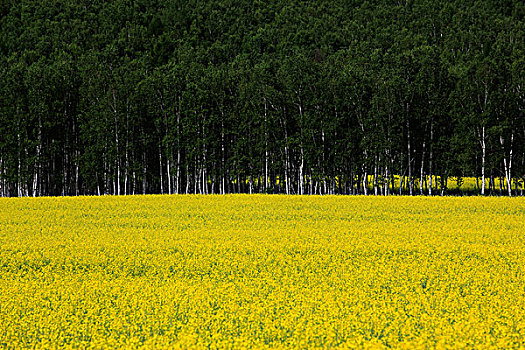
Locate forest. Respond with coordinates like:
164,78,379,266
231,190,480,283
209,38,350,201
0,0,523,196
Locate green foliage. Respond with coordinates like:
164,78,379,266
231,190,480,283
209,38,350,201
0,0,523,196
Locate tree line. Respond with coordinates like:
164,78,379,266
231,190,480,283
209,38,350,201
0,0,524,197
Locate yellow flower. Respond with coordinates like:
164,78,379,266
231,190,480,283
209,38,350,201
0,195,524,348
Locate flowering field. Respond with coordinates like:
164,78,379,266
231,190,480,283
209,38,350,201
1,195,524,349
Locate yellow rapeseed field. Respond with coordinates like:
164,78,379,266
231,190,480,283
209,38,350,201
1,195,524,349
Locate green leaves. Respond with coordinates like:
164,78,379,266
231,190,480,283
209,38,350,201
0,0,523,196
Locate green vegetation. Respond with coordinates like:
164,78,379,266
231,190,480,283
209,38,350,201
0,0,523,196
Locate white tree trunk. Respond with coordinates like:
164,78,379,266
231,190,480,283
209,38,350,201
167,157,172,195
420,139,426,195
299,146,304,195
0,157,3,197
373,155,378,196
501,132,513,196
284,144,290,195
429,122,433,196
176,104,181,195
384,163,390,196
407,133,413,196
112,92,121,196
264,99,269,192
124,144,129,195
159,143,164,195
362,170,368,196
481,126,486,195
362,149,368,196
142,152,147,195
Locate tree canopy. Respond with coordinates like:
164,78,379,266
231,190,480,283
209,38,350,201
0,0,524,196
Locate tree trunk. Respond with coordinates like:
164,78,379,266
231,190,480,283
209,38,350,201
481,126,486,195
142,151,147,195
32,122,42,197
407,114,413,196
124,141,129,195
420,138,426,195
501,132,513,197
132,171,135,195
112,93,121,196
17,132,22,197
159,143,164,194
373,154,378,196
0,157,3,197
264,99,269,192
284,145,290,195
167,157,172,195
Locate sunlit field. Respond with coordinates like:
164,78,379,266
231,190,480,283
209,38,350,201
1,195,524,348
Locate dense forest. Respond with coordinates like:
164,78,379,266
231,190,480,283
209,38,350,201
0,0,524,197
